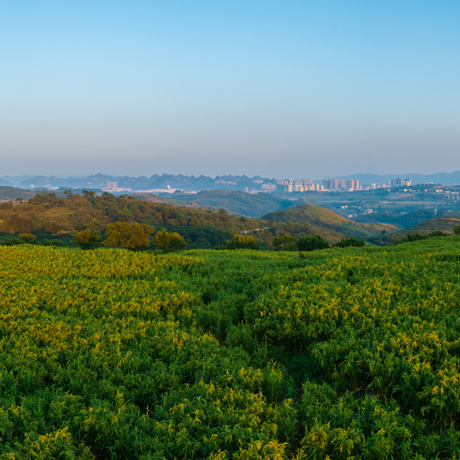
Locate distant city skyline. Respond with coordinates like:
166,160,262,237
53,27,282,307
1,1,459,177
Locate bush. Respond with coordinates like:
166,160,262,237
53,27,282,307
1,237,24,246
154,228,187,252
273,235,298,251
18,233,37,243
104,222,153,251
224,234,260,250
406,232,427,242
428,230,447,237
334,237,365,248
75,229,102,250
297,235,330,252
43,239,67,247
453,226,460,235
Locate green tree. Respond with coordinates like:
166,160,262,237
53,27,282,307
75,229,102,250
18,233,37,243
297,234,330,252
273,234,298,251
154,228,187,252
82,190,96,201
104,222,153,251
334,237,365,248
453,226,460,235
225,234,260,250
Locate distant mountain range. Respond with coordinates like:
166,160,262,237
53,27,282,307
0,174,277,192
1,170,460,191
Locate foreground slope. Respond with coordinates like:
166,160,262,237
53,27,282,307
2,238,460,458
263,204,397,239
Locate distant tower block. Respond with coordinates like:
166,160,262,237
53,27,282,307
107,181,117,190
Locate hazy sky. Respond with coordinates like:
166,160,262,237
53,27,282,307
1,1,459,179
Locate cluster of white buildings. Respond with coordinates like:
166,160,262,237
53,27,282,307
277,178,324,192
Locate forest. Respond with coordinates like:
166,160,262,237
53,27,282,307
0,192,396,249
1,236,460,458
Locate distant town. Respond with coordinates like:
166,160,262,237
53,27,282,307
1,172,460,197
105,177,411,194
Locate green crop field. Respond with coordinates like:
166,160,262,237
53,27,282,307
2,238,460,459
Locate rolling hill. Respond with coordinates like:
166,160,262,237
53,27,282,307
173,190,302,217
0,186,36,201
263,205,397,240
1,191,402,248
382,214,460,243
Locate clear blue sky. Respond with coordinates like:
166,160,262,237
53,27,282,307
1,1,459,179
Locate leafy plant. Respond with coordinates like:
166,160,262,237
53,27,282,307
154,228,187,252
75,229,102,250
104,222,153,251
224,234,260,250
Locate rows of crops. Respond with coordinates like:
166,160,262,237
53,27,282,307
1,238,460,458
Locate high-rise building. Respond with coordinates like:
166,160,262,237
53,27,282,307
345,179,359,190
389,178,410,188
106,181,117,190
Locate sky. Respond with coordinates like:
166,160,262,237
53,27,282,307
1,0,459,179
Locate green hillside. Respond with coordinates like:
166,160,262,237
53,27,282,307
0,192,265,249
173,190,302,218
383,214,460,243
3,237,460,458
263,204,397,240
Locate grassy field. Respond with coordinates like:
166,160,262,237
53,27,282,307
2,238,460,458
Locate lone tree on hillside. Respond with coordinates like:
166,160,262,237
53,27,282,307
104,222,153,251
154,229,187,252
75,229,102,250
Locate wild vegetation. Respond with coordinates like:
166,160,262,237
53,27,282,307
2,237,460,458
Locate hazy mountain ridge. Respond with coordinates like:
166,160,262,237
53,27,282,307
1,173,278,192
4,170,460,190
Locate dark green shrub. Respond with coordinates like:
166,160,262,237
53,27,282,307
334,237,365,248
225,234,260,250
273,235,298,251
297,235,330,251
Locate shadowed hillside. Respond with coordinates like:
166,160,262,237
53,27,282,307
0,186,36,202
